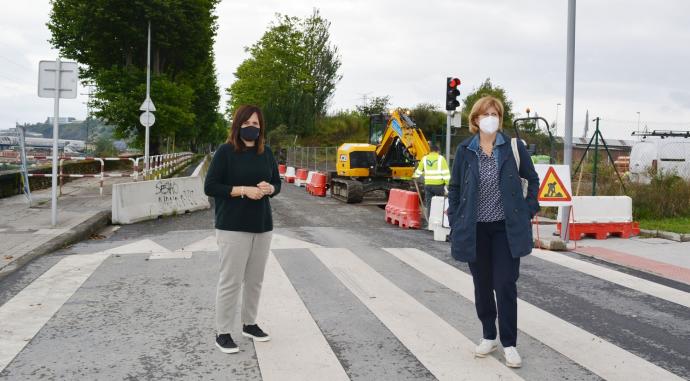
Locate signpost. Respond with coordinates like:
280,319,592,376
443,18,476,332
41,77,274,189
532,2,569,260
141,22,155,178
38,58,78,226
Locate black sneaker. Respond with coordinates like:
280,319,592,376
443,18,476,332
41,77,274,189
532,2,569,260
242,324,271,342
215,333,239,354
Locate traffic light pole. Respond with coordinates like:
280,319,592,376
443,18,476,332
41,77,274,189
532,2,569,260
445,111,452,163
445,77,461,162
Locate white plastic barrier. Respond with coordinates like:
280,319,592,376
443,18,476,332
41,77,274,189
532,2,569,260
285,167,296,182
429,196,451,241
303,171,316,188
557,196,632,223
112,158,210,224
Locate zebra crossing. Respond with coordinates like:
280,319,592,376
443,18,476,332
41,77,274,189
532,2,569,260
0,230,688,380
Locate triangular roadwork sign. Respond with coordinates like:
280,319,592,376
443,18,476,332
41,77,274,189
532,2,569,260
537,166,572,202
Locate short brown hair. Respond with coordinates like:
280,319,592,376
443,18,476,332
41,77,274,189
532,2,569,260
468,96,504,134
226,105,265,154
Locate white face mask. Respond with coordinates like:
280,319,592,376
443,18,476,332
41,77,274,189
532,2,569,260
479,116,500,134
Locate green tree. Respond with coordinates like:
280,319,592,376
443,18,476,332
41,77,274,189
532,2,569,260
409,103,446,143
355,96,391,116
461,78,515,132
48,0,222,153
227,10,342,135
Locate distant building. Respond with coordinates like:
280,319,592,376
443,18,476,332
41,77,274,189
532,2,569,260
553,136,635,163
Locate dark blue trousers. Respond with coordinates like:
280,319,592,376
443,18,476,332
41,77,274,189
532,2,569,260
468,220,521,347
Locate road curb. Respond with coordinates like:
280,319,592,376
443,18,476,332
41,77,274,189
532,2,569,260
640,228,690,242
0,210,111,281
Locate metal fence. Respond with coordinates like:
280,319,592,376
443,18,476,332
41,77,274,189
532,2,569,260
283,147,338,173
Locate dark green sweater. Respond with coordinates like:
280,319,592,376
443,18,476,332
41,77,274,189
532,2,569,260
204,143,281,233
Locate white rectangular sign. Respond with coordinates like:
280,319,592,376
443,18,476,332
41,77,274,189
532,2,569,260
38,60,78,99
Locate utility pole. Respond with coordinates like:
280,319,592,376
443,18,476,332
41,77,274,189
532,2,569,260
592,117,600,196
80,83,94,154
561,0,576,242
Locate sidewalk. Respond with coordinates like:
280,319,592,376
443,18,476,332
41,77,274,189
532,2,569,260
535,223,690,285
0,177,131,280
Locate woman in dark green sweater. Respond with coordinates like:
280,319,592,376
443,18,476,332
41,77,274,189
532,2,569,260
204,105,281,354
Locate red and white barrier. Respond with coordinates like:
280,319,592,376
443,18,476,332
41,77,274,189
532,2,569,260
295,168,309,187
285,167,296,183
556,196,640,240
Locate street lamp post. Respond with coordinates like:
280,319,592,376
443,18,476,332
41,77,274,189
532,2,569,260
636,111,641,132
555,103,561,136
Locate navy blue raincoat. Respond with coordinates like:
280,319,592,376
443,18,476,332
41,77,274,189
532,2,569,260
447,132,540,262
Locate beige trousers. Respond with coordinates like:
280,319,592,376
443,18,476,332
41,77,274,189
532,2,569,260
215,229,272,334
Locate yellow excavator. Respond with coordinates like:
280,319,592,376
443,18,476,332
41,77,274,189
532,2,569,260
330,109,431,203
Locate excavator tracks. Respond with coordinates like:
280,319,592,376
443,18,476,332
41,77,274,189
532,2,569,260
330,178,364,203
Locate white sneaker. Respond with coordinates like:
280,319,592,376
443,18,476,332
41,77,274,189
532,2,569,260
503,346,522,368
474,338,498,357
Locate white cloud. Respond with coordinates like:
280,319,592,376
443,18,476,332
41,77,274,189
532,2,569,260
1,0,689,140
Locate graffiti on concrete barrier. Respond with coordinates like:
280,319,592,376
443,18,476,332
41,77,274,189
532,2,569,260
155,180,179,196
155,179,202,210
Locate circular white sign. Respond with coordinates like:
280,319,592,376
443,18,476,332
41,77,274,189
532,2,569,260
140,111,155,127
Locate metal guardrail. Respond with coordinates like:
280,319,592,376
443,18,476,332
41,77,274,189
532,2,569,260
20,153,194,197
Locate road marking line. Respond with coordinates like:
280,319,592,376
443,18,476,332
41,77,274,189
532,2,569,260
177,233,320,256
179,235,216,252
0,253,110,372
148,249,193,260
103,239,169,255
532,249,690,308
312,247,521,381
384,248,684,381
255,253,348,381
271,234,320,250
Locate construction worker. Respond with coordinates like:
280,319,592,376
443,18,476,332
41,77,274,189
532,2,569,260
414,144,451,221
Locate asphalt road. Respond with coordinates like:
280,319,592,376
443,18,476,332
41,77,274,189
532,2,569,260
0,182,688,380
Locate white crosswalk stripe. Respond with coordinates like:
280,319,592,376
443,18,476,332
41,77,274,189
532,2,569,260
312,247,523,381
384,247,685,381
0,253,110,372
531,248,690,308
1,230,687,380
255,253,349,381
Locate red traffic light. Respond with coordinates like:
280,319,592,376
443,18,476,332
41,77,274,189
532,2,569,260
449,78,461,88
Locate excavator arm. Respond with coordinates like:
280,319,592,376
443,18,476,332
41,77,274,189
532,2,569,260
376,110,431,163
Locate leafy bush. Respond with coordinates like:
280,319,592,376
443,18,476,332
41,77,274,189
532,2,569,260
628,172,690,220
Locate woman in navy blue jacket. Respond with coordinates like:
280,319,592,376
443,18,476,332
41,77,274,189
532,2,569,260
447,96,540,368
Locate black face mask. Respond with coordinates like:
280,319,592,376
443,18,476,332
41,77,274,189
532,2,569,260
240,126,260,141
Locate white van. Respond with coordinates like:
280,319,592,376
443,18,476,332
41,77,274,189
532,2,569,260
629,137,690,183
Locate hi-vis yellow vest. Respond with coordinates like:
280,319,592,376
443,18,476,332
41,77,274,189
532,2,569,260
414,152,450,185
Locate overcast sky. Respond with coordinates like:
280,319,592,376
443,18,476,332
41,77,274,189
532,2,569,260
1,1,689,139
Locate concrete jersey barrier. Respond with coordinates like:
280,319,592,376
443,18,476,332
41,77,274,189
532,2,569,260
557,196,633,223
112,156,210,224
